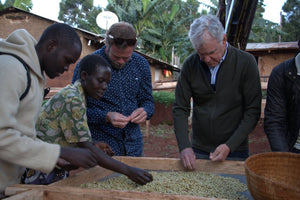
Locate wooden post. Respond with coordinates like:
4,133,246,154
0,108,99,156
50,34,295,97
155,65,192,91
145,120,150,137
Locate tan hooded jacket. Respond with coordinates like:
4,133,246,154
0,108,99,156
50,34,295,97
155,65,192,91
0,29,60,193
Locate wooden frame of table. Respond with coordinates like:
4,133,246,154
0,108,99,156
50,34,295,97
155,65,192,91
4,157,246,200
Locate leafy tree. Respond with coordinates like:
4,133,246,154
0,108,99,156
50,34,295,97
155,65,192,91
0,0,32,11
106,0,200,63
281,0,300,41
138,0,185,61
200,0,217,15
106,0,161,44
145,0,201,63
58,0,103,34
58,0,93,27
173,0,202,61
249,0,298,42
248,0,284,43
14,0,32,10
82,5,104,34
0,0,6,10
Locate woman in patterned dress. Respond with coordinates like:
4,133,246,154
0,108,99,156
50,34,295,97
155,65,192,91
22,54,153,185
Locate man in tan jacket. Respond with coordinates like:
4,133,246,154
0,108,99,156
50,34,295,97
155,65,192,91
0,23,98,197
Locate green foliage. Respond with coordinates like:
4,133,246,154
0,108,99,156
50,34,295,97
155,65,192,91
152,91,175,106
281,0,300,42
58,0,104,34
42,99,48,106
249,0,298,43
58,0,93,27
104,0,200,63
0,0,32,11
249,0,285,43
14,0,32,11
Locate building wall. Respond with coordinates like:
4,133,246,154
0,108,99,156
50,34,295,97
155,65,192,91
0,11,90,87
246,42,298,78
257,53,296,76
0,11,52,39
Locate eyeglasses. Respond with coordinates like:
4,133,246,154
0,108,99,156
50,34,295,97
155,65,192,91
108,34,137,46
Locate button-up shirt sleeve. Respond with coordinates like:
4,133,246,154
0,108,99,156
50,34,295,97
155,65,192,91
85,98,108,124
136,56,154,119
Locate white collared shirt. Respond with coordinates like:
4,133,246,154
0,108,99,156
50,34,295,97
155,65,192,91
293,53,300,150
207,43,228,85
295,53,300,75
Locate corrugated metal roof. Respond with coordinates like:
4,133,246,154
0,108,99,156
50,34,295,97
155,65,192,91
246,42,298,51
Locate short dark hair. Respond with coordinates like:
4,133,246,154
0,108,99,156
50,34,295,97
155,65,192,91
105,22,137,48
78,54,110,76
38,23,82,50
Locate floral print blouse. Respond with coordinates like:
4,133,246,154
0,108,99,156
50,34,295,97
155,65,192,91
36,80,91,147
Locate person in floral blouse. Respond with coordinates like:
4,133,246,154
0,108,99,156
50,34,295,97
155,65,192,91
22,54,153,185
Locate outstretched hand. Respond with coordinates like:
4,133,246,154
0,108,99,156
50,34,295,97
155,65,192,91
76,141,152,185
126,166,153,185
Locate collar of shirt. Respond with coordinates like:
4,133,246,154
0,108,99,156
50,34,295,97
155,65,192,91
295,53,300,76
207,42,228,84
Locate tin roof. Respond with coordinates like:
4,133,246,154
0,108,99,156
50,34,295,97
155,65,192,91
246,42,298,51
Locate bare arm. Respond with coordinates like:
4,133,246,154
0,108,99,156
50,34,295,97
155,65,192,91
59,147,98,169
78,142,153,185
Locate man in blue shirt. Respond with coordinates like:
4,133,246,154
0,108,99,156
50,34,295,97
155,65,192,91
72,22,154,156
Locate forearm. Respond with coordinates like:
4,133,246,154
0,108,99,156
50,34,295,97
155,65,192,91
87,107,108,124
0,128,59,173
173,77,192,152
264,103,289,151
265,129,289,151
226,115,259,152
138,63,154,119
78,142,130,175
226,63,262,152
173,105,191,152
137,90,154,120
264,68,289,151
226,97,261,152
141,102,154,119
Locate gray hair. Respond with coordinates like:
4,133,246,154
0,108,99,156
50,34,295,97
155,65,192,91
188,15,225,50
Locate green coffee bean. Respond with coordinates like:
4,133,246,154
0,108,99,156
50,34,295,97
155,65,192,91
81,171,248,199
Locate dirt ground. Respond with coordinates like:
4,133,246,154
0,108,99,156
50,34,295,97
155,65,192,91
141,119,271,158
